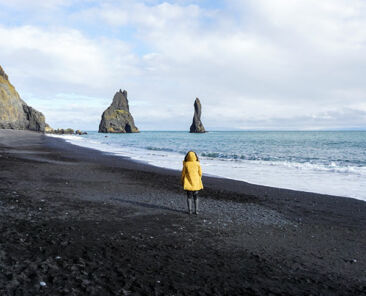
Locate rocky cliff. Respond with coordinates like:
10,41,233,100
0,65,45,132
190,98,205,133
98,90,139,133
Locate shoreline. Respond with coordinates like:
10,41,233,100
45,132,366,207
46,131,366,201
1,129,365,295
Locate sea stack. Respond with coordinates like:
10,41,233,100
98,89,139,133
190,98,205,133
0,65,45,132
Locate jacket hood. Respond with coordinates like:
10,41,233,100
186,151,197,162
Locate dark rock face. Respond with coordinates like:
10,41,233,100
23,105,46,132
99,90,139,133
0,65,45,132
190,98,205,133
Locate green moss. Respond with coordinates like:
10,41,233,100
115,109,127,115
103,109,128,121
64,128,74,134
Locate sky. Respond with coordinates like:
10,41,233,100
0,0,366,131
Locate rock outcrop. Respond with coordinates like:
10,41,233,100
44,124,87,135
98,89,139,133
190,98,205,133
0,65,45,132
44,123,54,133
75,130,87,135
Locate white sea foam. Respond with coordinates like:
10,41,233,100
48,134,366,201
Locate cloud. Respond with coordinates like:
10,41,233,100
0,0,366,130
0,24,141,99
0,0,71,9
236,108,366,131
0,22,143,129
0,24,140,87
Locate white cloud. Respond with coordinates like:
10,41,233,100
0,0,70,8
0,23,143,128
0,0,366,130
0,24,140,93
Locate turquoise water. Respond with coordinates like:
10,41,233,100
52,131,366,200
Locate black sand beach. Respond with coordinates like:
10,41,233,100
0,129,365,295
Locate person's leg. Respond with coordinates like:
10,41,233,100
193,191,199,215
186,191,193,214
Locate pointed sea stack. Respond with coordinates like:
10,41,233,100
98,89,139,133
190,98,205,133
0,65,45,132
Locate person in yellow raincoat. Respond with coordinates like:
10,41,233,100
181,151,203,214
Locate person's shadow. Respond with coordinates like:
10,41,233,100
111,197,186,214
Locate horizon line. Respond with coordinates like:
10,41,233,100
78,129,366,132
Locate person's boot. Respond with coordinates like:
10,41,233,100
187,198,192,214
194,198,199,215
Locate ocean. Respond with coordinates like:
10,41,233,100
50,131,366,201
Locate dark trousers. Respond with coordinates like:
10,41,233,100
186,191,199,213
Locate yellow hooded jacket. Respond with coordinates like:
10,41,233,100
181,151,203,191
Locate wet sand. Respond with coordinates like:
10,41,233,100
0,129,365,295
